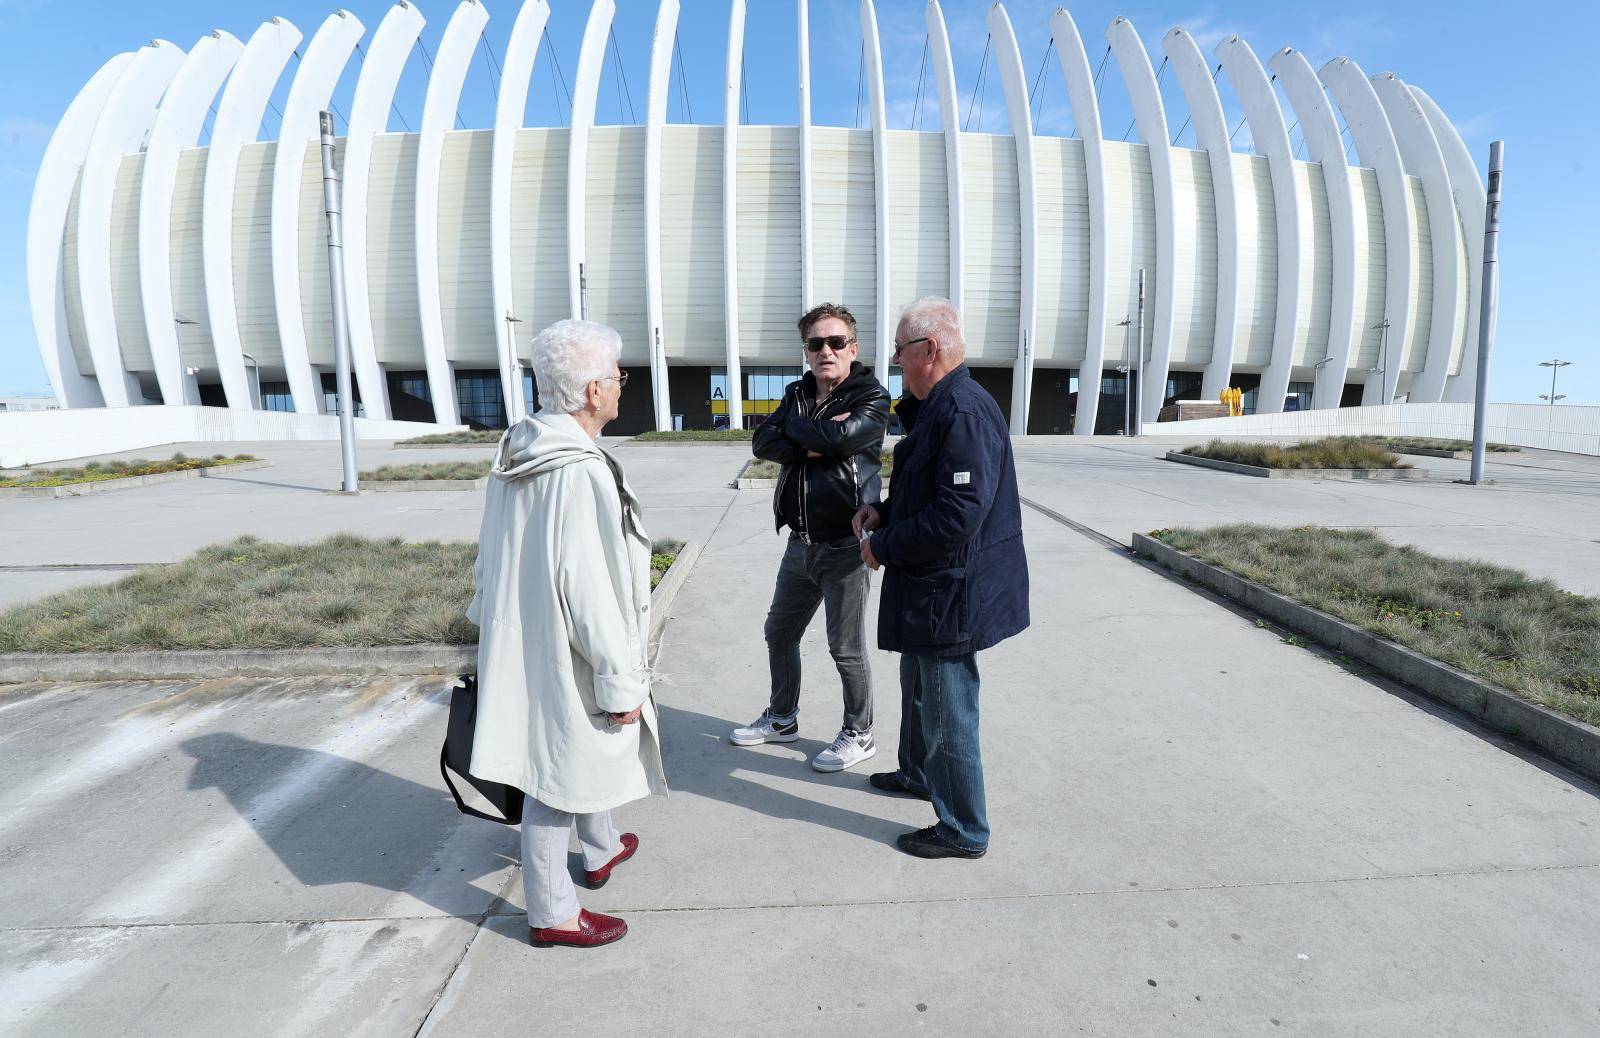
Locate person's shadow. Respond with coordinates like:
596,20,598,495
178,704,910,940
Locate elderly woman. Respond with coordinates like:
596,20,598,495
466,319,666,949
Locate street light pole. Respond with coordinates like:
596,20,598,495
503,312,524,424
318,111,358,494
1134,268,1146,436
1539,359,1570,405
1116,316,1132,436
1468,141,1504,486
173,314,198,405
1311,356,1334,410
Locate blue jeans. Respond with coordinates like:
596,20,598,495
897,652,988,851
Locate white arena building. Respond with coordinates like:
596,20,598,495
27,0,1491,436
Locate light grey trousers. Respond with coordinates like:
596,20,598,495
521,798,622,929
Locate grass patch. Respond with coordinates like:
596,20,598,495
397,430,502,445
1180,437,1409,470
742,451,895,481
632,429,756,442
1361,436,1518,454
0,453,258,488
0,535,687,652
360,461,492,482
1149,524,1600,727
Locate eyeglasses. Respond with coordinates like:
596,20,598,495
596,371,629,387
891,337,932,364
804,335,856,353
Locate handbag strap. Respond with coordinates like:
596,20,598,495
439,744,510,823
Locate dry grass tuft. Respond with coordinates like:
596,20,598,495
0,453,258,488
1180,437,1409,470
633,429,756,442
360,461,492,482
742,451,895,481
1150,524,1600,727
1361,436,1518,454
397,430,503,445
0,535,684,653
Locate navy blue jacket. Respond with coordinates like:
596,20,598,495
869,365,1029,657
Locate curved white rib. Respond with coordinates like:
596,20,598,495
140,32,245,407
1216,35,1300,416
1165,27,1239,401
1320,56,1411,405
1413,86,1486,404
272,10,365,415
344,1,427,422
862,0,893,390
644,0,679,430
720,0,746,430
491,0,551,422
204,18,304,410
1050,11,1108,436
926,1,964,311
1373,72,1460,403
1272,47,1357,412
989,3,1035,433
1107,17,1176,424
417,0,489,426
77,40,187,408
566,0,613,321
28,51,134,409
799,0,815,311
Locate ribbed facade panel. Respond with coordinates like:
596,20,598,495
1233,153,1277,368
962,132,1020,363
297,143,335,368
1294,162,1334,367
170,148,215,370
1168,147,1216,368
1349,168,1387,371
660,125,723,366
110,154,152,372
585,127,647,366
737,126,803,364
232,141,281,369
812,127,877,358
886,130,949,339
1102,141,1156,368
1403,178,1434,376
1033,136,1090,366
64,175,91,376
508,128,569,362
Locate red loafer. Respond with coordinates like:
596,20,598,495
584,833,639,889
529,908,628,948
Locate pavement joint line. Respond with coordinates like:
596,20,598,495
17,862,1596,936
1020,496,1131,553
410,876,520,1038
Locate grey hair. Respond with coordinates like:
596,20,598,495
528,319,623,414
898,297,966,356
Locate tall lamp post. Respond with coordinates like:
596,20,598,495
1539,359,1570,405
503,312,525,424
1372,318,1392,402
1310,355,1334,410
240,351,263,410
1116,315,1132,436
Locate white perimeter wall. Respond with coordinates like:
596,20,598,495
1166,402,1600,457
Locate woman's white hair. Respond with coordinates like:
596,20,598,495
529,319,623,414
898,297,966,356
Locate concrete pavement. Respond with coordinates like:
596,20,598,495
3,445,1600,1034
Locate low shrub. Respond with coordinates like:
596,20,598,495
0,453,258,489
1180,437,1409,470
360,461,492,482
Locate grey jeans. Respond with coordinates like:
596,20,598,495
763,533,873,732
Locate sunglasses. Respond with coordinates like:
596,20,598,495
804,335,856,353
891,337,932,364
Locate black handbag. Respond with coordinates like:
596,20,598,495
440,674,526,825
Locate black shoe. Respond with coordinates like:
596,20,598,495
895,825,986,859
868,771,932,801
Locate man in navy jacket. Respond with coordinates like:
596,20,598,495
853,297,1029,859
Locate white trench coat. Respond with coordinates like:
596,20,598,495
466,411,667,814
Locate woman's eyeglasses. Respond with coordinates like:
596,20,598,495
596,371,630,387
804,335,856,353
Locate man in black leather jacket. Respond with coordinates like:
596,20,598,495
731,303,892,773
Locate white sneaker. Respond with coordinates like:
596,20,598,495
812,728,876,773
730,711,800,746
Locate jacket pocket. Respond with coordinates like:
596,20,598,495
899,566,968,645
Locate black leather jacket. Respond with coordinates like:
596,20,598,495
752,362,891,541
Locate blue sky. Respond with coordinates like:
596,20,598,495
1,0,1593,404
